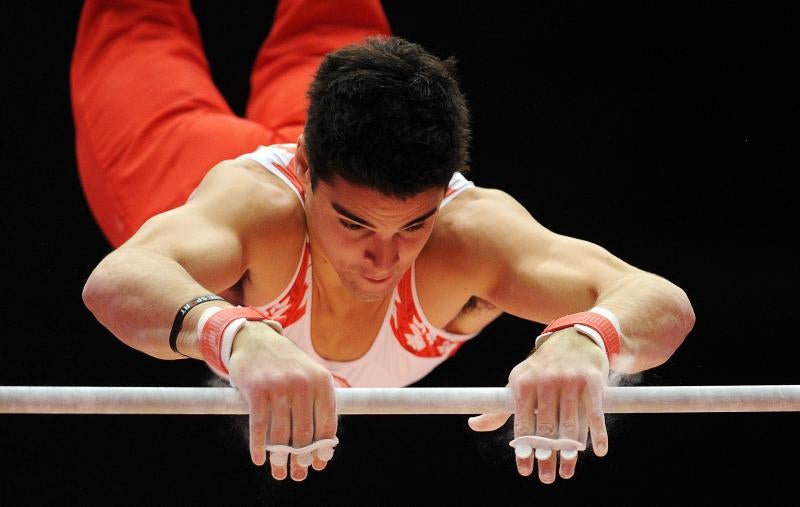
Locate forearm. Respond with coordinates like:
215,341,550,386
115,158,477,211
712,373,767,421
595,272,695,373
82,247,231,360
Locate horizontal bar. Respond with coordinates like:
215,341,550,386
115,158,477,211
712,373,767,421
2,386,800,415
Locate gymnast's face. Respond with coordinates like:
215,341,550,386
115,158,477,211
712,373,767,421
302,174,444,302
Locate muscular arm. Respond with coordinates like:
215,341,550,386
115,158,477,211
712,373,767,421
457,187,696,482
82,161,289,359
83,160,335,481
450,187,695,373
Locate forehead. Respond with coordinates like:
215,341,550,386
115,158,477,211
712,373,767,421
316,176,444,214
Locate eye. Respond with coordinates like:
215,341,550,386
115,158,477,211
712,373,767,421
403,222,426,232
339,219,364,231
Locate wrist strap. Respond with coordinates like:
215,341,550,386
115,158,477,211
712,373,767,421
198,306,283,376
535,308,622,363
169,294,226,357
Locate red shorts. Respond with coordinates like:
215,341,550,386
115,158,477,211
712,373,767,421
71,0,390,247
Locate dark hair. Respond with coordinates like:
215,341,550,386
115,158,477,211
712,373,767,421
304,36,471,198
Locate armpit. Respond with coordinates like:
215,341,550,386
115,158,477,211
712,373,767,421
444,296,502,335
461,296,497,315
218,276,245,306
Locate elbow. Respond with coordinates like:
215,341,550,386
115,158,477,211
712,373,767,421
673,283,696,347
82,267,104,316
684,300,696,338
651,283,696,368
82,254,120,321
617,278,696,373
82,264,105,317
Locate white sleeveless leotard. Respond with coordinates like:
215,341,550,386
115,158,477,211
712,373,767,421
237,144,478,387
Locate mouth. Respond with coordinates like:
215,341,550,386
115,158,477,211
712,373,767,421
361,273,392,284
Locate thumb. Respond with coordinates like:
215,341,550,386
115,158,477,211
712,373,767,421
468,413,512,432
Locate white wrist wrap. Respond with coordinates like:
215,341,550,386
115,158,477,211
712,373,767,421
221,317,247,371
197,306,223,337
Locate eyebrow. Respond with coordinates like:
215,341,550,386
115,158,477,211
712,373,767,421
332,202,438,230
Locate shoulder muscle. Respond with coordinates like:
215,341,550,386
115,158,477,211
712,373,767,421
122,159,303,292
434,186,641,323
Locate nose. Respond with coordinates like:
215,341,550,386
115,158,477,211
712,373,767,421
365,237,399,273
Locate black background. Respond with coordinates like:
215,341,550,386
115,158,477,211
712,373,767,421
1,1,796,505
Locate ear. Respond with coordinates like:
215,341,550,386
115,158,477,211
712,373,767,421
295,134,311,188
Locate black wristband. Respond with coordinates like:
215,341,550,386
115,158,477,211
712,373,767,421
169,294,226,356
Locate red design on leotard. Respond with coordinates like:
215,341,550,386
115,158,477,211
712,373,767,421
260,244,310,329
271,160,305,200
389,270,464,358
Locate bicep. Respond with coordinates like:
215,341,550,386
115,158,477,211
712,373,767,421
124,205,245,293
467,191,641,324
118,162,270,292
490,234,639,324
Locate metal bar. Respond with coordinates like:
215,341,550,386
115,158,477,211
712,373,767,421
2,385,800,415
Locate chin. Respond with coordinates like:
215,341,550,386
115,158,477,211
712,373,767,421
352,291,387,302
342,275,396,302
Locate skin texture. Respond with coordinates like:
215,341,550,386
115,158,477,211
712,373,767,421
83,135,695,483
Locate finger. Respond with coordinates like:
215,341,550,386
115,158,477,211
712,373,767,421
513,386,536,477
577,396,589,450
290,384,314,482
535,382,559,484
248,397,270,466
312,375,337,472
584,378,609,457
269,392,291,480
311,454,328,472
468,413,511,432
558,380,580,479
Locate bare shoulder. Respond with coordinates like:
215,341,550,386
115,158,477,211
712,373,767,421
192,158,308,303
198,157,307,264
415,186,531,329
431,185,633,275
438,185,533,226
127,157,302,248
429,184,643,317
189,158,302,229
419,185,558,299
127,156,306,273
430,186,549,260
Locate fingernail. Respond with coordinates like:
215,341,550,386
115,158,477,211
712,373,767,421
272,466,287,480
542,472,554,483
292,469,307,481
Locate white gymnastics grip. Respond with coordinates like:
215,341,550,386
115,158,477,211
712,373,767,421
266,437,339,467
509,435,587,460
